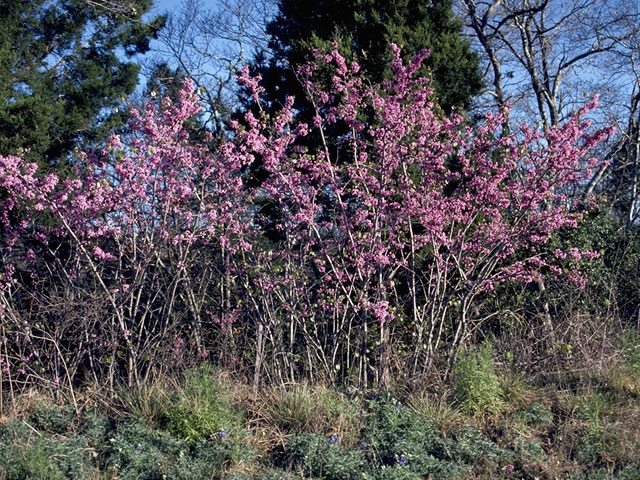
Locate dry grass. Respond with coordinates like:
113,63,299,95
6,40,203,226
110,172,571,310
408,390,468,437
244,382,363,451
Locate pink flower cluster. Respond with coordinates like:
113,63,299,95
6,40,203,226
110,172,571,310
0,43,612,371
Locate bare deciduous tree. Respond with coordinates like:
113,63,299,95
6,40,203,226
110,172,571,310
459,0,639,126
149,0,276,132
456,0,640,342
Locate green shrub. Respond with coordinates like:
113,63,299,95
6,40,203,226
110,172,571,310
249,468,305,479
374,464,422,480
0,423,66,480
285,433,366,480
612,466,640,480
105,417,254,480
6,439,67,480
161,366,244,442
45,434,98,479
512,438,548,463
0,420,99,480
570,466,640,480
454,342,505,416
171,437,255,479
516,402,554,428
361,396,467,480
452,427,514,469
106,419,183,480
81,411,112,448
30,402,74,434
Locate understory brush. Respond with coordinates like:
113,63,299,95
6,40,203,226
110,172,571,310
2,357,640,480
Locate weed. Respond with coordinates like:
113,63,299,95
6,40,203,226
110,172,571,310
499,371,535,409
161,365,244,442
262,384,317,435
454,342,505,416
620,331,640,390
114,378,169,425
314,386,363,445
29,401,74,434
259,384,362,445
284,433,366,479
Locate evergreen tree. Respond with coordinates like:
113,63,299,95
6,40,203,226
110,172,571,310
253,0,482,114
145,62,188,103
242,0,482,239
0,0,165,168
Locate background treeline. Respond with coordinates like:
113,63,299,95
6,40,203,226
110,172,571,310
1,0,640,403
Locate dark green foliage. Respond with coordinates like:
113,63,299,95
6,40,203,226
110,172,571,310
29,402,74,434
0,0,165,166
512,438,548,463
485,211,640,363
246,469,305,480
361,396,468,480
0,380,254,480
284,433,366,479
0,420,98,480
0,413,247,480
105,419,184,480
375,466,422,480
100,405,253,480
452,427,514,467
104,419,249,480
516,402,554,428
81,411,112,448
545,209,640,323
253,0,481,115
4,374,640,479
275,395,472,479
569,466,640,480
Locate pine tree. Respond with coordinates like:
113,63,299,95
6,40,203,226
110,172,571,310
0,0,165,168
253,0,482,114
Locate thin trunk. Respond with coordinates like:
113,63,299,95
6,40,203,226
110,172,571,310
253,322,264,392
537,278,556,344
378,321,391,388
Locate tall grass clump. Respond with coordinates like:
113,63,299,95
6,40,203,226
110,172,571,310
259,384,362,445
454,342,505,416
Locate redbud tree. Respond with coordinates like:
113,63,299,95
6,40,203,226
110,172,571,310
231,45,612,386
0,45,612,391
0,82,254,389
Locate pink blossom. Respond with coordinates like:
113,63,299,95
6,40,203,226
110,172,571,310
0,43,610,382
